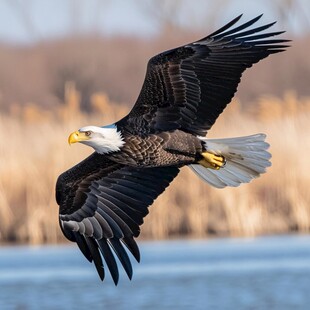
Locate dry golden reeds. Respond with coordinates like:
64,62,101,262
0,87,309,244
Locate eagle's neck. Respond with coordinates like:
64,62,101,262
96,124,125,154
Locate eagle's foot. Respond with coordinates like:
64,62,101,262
199,152,226,170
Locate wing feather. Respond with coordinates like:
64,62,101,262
84,236,105,281
56,153,179,283
97,239,119,285
108,237,133,280
117,15,289,136
73,232,92,263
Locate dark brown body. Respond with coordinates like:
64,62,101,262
108,130,203,168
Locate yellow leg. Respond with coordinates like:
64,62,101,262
198,152,226,170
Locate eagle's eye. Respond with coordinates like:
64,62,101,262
85,131,92,137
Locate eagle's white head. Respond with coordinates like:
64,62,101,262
68,124,125,154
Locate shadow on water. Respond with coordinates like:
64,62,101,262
1,235,310,310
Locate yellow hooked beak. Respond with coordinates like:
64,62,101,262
68,131,90,145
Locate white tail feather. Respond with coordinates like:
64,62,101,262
190,134,271,188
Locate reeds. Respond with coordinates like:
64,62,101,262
0,86,309,244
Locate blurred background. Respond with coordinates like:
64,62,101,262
0,0,310,309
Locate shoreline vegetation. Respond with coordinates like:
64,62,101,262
0,84,309,244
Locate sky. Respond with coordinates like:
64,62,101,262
0,0,309,44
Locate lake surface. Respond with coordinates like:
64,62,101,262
0,235,310,310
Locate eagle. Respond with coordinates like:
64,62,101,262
56,15,289,284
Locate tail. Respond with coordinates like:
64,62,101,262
190,134,271,188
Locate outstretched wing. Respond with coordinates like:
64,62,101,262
56,153,179,284
117,14,289,136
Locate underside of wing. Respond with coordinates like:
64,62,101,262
56,153,179,284
117,14,289,136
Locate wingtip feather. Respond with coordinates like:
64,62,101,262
203,14,243,38
108,238,133,280
97,239,120,285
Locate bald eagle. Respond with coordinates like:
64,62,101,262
56,15,289,284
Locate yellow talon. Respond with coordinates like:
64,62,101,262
199,152,226,170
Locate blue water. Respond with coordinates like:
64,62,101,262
0,235,310,310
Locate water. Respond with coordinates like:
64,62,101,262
0,235,310,310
